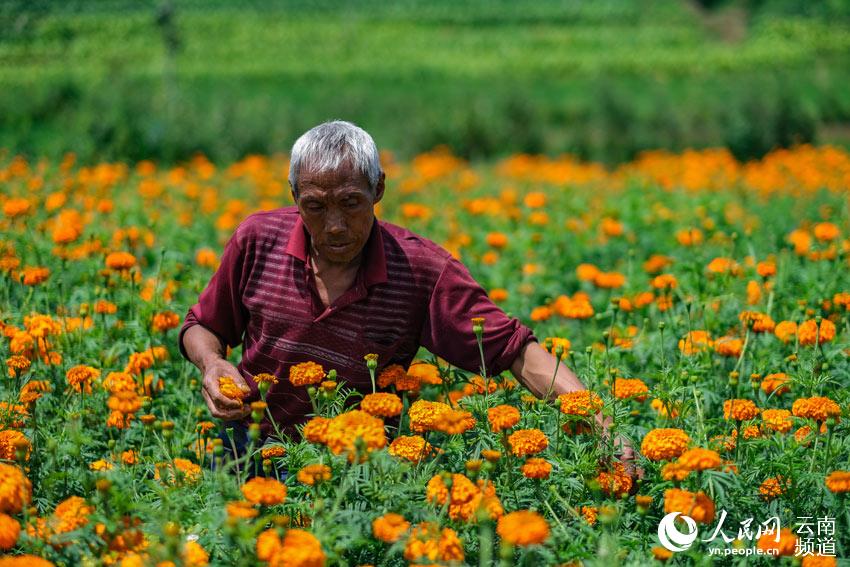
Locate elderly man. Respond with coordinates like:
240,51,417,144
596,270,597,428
179,120,635,466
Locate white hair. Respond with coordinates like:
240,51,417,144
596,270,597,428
288,120,383,197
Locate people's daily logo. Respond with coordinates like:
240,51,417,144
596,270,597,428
658,512,699,552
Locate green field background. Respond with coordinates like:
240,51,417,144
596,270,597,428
2,0,850,163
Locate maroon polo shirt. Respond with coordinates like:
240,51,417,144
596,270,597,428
178,206,536,439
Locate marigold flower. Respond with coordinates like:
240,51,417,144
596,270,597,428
21,267,50,286
661,462,690,481
155,459,201,485
226,500,258,519
544,337,571,358
376,364,406,388
66,365,100,394
388,435,434,463
487,405,520,432
759,476,789,500
723,399,760,421
403,522,464,563
406,362,442,385
761,373,790,396
678,331,713,355
269,529,325,567
641,428,690,461
496,510,549,546
105,251,136,270
761,409,793,433
5,355,30,378
19,380,51,405
261,446,286,459
613,378,649,402
774,320,798,343
593,271,626,289
288,361,325,386
302,417,331,444
481,449,501,462
507,428,548,457
559,390,603,416
521,458,552,479
756,527,796,556
650,398,679,419
663,488,715,524
0,513,20,550
581,506,598,525
0,464,31,515
324,410,386,462
360,392,403,417
651,274,677,290
408,400,451,433
798,319,836,346
434,408,476,435
241,477,287,506
706,257,740,276
825,470,850,493
597,462,633,497
151,310,180,332
486,232,508,248
218,376,247,401
814,222,840,241
297,464,332,486
714,336,743,357
195,248,218,268
792,396,841,422
676,228,703,246
0,430,30,461
373,513,410,543
756,261,776,277
89,459,114,472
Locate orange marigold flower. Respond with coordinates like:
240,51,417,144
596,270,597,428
677,448,721,471
19,380,51,405
289,361,325,386
663,488,715,524
774,320,798,343
798,319,836,346
651,274,677,290
241,477,286,506
559,390,603,416
507,428,548,457
376,364,410,389
481,449,501,462
723,399,759,421
21,267,50,286
267,529,325,566
814,222,840,242
613,378,649,402
5,355,30,378
434,408,475,435
544,337,571,358
360,393,403,418
761,409,793,433
388,435,435,463
661,462,691,481
403,522,464,563
324,410,386,462
105,251,136,270
66,365,100,394
226,500,259,519
521,458,552,479
593,271,626,289
759,476,789,501
597,462,633,497
825,470,850,493
643,254,672,274
792,396,841,422
576,263,600,282
373,513,410,543
408,400,451,433
651,398,679,419
261,446,286,459
218,376,247,401
487,405,520,433
714,336,743,357
0,430,30,461
641,428,690,461
676,228,703,246
426,473,490,522
302,417,331,444
151,310,180,332
678,331,713,355
581,506,598,526
0,513,20,550
756,261,776,278
407,362,442,385
0,464,31,515
496,510,549,546
761,373,790,396
486,232,508,248
706,257,740,276
252,373,279,385
297,464,332,486
756,527,796,556
155,458,201,485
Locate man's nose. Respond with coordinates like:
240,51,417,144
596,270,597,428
325,210,347,235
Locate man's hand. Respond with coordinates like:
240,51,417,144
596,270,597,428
201,357,251,420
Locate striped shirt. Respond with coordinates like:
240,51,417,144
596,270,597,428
178,206,536,438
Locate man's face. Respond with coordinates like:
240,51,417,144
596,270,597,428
294,160,384,265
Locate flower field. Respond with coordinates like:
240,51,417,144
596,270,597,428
0,145,849,565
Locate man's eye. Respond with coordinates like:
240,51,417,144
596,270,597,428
344,199,359,208
306,203,324,212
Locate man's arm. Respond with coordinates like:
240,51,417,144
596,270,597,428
182,324,250,420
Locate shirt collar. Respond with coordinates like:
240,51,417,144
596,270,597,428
285,213,388,287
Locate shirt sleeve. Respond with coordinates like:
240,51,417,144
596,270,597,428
419,256,537,376
178,230,250,361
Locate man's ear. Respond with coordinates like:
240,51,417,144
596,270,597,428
373,172,386,204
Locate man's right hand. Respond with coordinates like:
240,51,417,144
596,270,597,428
201,357,251,420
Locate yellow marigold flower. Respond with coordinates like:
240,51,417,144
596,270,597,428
388,435,434,463
801,555,837,567
825,470,850,493
723,399,760,421
613,378,649,402
105,251,137,270
597,461,633,497
403,522,464,563
408,400,451,433
507,428,548,457
759,476,789,501
302,417,331,444
253,372,278,385
677,448,721,471
372,513,410,543
678,331,713,355
496,510,549,546
521,458,552,479
487,405,520,433
89,459,114,472
0,513,20,550
0,464,31,514
756,527,796,556
761,409,793,433
407,362,442,385
297,464,332,486
324,410,386,462
241,477,286,506
761,373,790,396
663,488,714,524
288,361,325,386
360,393,403,418
544,337,570,359
792,396,841,422
798,319,836,346
774,320,798,343
426,474,484,522
640,428,690,461
226,500,259,519
5,355,30,378
558,390,603,416
155,459,201,485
